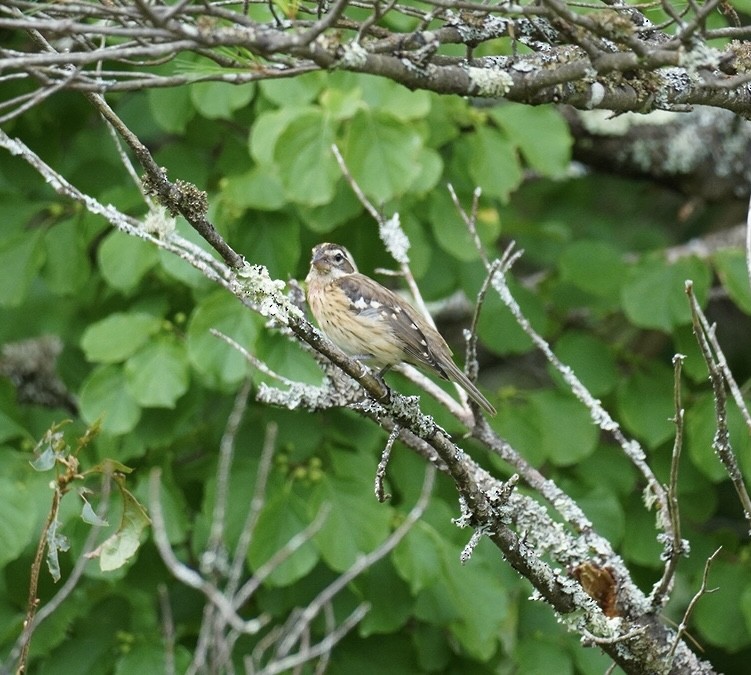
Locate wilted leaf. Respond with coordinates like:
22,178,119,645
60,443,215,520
89,485,150,572
46,518,70,583
80,491,109,527
29,444,58,471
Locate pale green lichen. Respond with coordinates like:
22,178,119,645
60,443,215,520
466,66,513,97
338,41,368,68
142,206,176,238
238,263,303,324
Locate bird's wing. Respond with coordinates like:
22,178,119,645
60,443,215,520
335,274,452,375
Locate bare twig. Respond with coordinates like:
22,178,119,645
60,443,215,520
485,243,672,538
4,475,111,675
227,421,279,597
158,584,177,675
668,547,722,659
149,468,270,635
746,192,751,292
447,183,489,268
650,353,689,608
275,464,436,660
205,379,253,572
686,281,751,532
375,424,400,501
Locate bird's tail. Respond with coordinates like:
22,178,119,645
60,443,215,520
440,358,496,416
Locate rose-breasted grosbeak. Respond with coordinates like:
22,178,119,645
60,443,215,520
305,242,496,415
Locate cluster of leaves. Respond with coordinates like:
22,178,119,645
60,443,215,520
1,51,751,672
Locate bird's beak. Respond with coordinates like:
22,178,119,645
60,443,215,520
310,248,326,270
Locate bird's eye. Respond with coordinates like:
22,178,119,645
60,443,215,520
333,253,344,264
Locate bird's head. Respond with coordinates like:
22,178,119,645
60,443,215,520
307,243,358,283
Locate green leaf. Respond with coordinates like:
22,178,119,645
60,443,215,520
85,459,134,476
408,147,443,196
515,639,574,675
476,277,546,356
320,84,364,121
357,561,413,636
124,337,189,408
236,215,300,279
273,109,339,206
0,229,44,306
686,392,751,482
694,558,751,651
551,331,618,397
392,521,443,594
296,179,363,233
342,109,423,203
489,399,545,467
79,365,141,435
259,72,325,106
190,81,254,119
98,230,159,293
529,390,599,465
413,540,509,660
186,289,259,387
621,493,662,566
621,256,711,331
412,624,452,672
247,488,319,586
311,451,392,570
148,86,194,133
558,240,627,303
713,248,751,314
428,190,500,263
616,363,675,449
490,103,572,178
43,219,90,295
0,408,27,444
157,218,215,288
0,477,38,567
115,642,192,675
80,494,109,527
221,167,286,212
96,483,150,572
360,75,432,121
466,126,524,202
249,106,309,165
81,312,162,364
577,486,625,545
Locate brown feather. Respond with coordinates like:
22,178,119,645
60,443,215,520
306,244,496,416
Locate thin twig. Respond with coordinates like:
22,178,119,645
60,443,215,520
447,183,489,268
486,243,672,538
4,475,111,675
375,424,400,501
206,379,252,571
686,281,751,532
650,354,688,608
668,547,722,659
276,464,436,658
746,191,751,294
255,603,371,675
149,468,270,636
226,421,279,597
211,329,297,387
158,584,176,675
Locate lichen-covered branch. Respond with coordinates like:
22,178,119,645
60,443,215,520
2,0,751,118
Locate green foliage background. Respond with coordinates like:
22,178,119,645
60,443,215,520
2,60,751,673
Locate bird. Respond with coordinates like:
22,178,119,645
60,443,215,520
305,242,496,416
